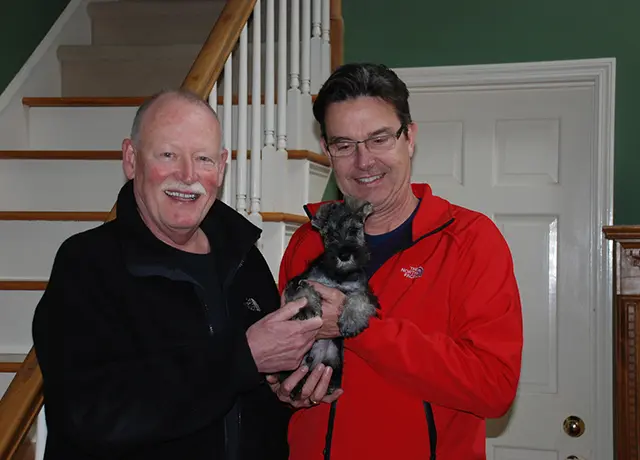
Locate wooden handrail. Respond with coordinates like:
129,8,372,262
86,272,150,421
0,349,43,459
330,0,344,72
181,0,257,98
0,0,343,456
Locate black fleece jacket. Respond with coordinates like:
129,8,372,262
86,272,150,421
32,180,291,460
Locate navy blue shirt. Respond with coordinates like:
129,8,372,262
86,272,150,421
365,201,420,278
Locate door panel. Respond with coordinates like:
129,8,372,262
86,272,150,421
409,86,595,459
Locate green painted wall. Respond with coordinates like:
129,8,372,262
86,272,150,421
323,0,639,224
0,0,71,93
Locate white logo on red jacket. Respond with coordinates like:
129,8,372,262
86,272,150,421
401,265,424,279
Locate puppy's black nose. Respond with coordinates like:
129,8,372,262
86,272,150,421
338,252,351,262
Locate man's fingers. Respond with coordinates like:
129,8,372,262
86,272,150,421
298,364,326,400
270,297,307,321
280,366,309,396
297,315,323,332
305,281,332,298
309,365,332,402
322,388,343,404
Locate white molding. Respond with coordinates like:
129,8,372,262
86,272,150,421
0,0,87,113
0,0,91,149
396,58,615,459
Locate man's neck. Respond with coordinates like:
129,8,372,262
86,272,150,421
164,228,210,254
365,189,419,236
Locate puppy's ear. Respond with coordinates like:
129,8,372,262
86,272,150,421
344,195,373,219
311,202,335,232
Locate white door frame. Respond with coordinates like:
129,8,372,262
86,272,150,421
393,58,616,459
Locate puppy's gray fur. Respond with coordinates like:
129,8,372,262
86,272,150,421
279,195,380,397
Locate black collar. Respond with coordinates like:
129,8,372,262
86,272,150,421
114,180,261,286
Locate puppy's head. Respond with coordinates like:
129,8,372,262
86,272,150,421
311,196,373,274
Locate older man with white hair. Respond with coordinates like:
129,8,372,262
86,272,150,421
32,89,324,460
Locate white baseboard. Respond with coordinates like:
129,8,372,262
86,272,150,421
0,0,92,149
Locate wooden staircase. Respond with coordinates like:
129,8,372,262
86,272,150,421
0,0,344,457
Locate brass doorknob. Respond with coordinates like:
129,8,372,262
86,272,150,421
563,415,585,437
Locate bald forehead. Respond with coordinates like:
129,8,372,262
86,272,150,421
133,93,221,148
143,94,219,128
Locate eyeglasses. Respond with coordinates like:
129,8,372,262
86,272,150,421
325,125,406,158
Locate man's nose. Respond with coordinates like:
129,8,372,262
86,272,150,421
355,143,376,169
177,156,198,183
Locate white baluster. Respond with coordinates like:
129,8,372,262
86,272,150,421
310,0,322,93
250,1,263,222
265,0,275,150
286,0,313,150
35,406,46,460
321,0,331,80
261,0,286,213
301,0,311,94
289,0,300,91
277,0,287,151
312,0,321,38
236,24,249,215
222,54,233,206
208,81,218,109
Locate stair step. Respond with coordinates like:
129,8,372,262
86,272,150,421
0,149,329,166
120,0,220,2
0,354,27,373
0,150,121,160
23,97,146,107
56,40,294,97
88,1,225,46
57,44,199,97
0,211,306,223
0,212,109,221
22,94,314,107
262,212,308,224
22,100,318,150
0,220,102,280
0,281,47,291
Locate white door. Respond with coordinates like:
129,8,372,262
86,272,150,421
407,81,600,460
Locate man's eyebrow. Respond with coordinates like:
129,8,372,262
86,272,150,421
327,126,394,143
368,126,394,137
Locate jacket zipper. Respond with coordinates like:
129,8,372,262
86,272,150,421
203,300,214,336
221,252,252,460
321,219,453,459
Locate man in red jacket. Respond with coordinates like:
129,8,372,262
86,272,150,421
267,63,524,460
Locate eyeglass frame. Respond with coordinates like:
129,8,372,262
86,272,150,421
323,124,408,158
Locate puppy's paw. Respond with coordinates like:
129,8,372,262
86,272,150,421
338,291,378,337
286,280,323,321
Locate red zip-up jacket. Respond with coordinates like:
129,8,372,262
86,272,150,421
278,183,523,460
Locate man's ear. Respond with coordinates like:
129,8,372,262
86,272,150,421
311,202,336,232
406,122,418,158
122,138,136,179
217,148,229,185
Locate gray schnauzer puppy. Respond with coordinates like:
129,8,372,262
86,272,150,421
279,195,380,398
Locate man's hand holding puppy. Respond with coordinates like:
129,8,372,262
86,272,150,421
266,282,346,408
247,298,324,374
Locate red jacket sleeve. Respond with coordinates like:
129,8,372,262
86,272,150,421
278,224,318,294
346,218,524,418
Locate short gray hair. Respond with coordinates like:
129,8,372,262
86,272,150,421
130,88,220,148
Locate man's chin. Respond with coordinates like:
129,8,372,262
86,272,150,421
162,213,205,232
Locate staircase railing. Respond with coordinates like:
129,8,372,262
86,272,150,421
0,0,343,457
